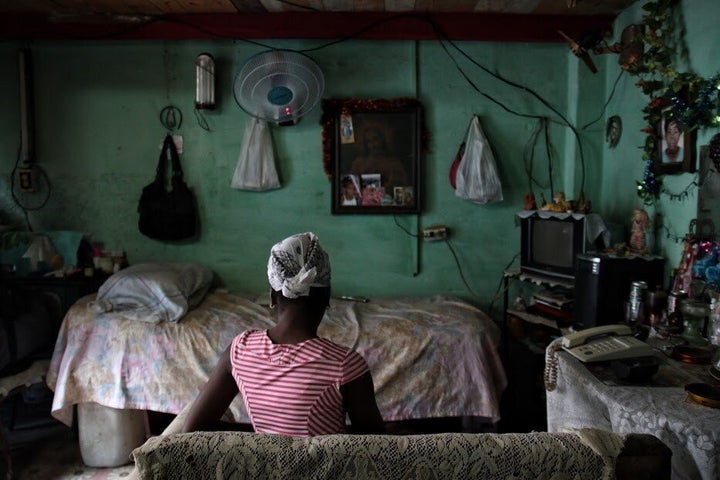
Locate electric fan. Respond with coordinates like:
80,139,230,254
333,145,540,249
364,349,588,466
233,49,325,126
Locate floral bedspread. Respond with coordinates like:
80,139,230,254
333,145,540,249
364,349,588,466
47,292,506,427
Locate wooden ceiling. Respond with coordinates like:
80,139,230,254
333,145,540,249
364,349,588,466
0,0,637,41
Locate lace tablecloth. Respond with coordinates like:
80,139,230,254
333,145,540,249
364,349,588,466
546,342,719,480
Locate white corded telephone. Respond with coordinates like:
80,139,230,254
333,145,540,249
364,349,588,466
561,324,653,362
544,324,654,391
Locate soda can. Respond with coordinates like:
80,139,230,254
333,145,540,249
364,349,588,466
668,290,688,315
626,281,648,325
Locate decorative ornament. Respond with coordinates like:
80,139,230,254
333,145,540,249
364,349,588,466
637,158,661,204
575,190,592,213
630,208,651,254
523,191,537,210
605,115,622,148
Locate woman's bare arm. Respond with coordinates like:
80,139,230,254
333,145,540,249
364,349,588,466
340,371,385,434
181,346,240,433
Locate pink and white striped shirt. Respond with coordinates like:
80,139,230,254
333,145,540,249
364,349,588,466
229,330,369,436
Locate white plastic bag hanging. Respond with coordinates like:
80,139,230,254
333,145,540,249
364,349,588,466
455,116,503,205
231,118,281,191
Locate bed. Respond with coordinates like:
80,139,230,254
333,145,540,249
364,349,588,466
46,265,506,434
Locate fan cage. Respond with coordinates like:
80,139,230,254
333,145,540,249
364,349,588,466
234,50,325,123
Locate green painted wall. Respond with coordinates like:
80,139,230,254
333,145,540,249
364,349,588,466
2,2,711,317
599,0,719,276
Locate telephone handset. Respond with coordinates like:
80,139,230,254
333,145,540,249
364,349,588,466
561,324,653,362
544,324,654,391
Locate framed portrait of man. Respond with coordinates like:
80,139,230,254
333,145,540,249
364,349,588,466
322,98,425,214
654,111,696,174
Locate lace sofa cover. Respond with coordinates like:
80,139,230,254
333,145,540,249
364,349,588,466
131,429,628,480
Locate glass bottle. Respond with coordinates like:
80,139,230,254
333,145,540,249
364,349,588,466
679,299,709,347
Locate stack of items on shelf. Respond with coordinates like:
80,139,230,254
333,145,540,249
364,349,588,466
528,288,574,327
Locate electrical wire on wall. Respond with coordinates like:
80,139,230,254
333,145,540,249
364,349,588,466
524,119,555,198
581,69,625,130
487,252,521,319
10,144,51,232
444,239,483,300
394,215,483,300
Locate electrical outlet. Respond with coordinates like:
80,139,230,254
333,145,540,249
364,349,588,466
17,167,35,193
422,225,449,241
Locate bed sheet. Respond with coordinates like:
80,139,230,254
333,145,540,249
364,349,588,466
47,292,506,426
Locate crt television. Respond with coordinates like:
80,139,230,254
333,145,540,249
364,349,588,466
519,212,588,281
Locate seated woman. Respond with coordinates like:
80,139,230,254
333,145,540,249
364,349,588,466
182,232,385,436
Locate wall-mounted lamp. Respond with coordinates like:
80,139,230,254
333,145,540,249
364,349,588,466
195,53,215,110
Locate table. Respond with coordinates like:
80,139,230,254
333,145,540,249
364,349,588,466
546,339,719,480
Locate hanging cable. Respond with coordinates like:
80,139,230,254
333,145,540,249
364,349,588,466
193,108,211,132
445,239,482,300
10,145,51,231
487,251,521,317
524,118,551,194
581,69,625,130
543,119,555,198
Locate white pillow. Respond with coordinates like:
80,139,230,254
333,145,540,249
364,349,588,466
89,262,213,323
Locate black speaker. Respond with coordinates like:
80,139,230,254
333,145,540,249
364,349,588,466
574,253,665,329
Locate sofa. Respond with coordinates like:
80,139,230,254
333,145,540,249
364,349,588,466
128,405,671,480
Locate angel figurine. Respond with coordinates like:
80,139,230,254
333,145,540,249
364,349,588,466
630,208,651,254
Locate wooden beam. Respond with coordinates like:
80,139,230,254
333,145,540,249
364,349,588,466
0,11,615,42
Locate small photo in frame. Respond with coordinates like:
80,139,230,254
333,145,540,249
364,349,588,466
654,112,696,174
339,174,361,206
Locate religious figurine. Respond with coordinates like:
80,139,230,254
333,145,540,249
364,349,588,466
544,191,570,212
575,190,592,214
630,208,651,254
524,192,537,210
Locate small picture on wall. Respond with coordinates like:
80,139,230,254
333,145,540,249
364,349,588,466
654,111,696,174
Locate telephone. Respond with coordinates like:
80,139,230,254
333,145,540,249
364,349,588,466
561,324,653,362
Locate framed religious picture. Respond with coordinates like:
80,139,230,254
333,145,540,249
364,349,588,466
654,111,696,174
322,98,425,214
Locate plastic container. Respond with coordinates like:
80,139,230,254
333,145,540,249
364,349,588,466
679,299,709,347
77,402,146,467
709,299,720,346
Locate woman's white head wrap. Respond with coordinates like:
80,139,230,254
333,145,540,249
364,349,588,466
267,232,331,299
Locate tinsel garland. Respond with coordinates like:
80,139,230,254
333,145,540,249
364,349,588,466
661,179,697,201
661,226,718,245
668,73,720,130
319,98,429,179
637,158,661,204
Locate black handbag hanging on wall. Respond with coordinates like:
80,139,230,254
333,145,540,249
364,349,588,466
138,135,199,241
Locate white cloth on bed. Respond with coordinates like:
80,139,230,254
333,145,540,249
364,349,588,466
88,262,213,323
